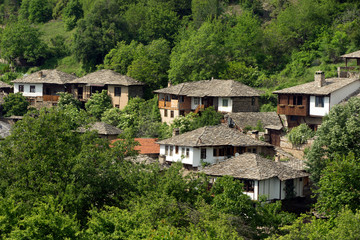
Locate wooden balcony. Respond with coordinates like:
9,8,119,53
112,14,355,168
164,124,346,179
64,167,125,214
158,100,178,109
277,104,307,116
39,95,60,102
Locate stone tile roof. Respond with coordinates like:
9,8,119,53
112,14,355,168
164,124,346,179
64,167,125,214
12,70,77,84
154,79,261,97
273,77,359,95
157,125,271,147
341,50,360,58
0,120,11,139
202,153,309,181
71,69,144,86
227,112,283,130
0,81,11,88
133,138,160,155
77,122,123,136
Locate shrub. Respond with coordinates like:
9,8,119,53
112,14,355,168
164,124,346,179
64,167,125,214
287,123,314,145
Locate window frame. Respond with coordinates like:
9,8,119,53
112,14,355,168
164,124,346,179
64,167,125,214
201,148,206,159
315,96,324,108
19,85,24,93
30,85,36,93
114,87,121,97
222,98,229,107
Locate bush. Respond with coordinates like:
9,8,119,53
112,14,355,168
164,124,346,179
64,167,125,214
287,123,314,145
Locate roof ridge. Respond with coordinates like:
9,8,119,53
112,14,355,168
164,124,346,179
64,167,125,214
196,126,208,145
177,82,186,95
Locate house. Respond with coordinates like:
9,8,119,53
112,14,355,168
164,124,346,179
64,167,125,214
111,138,160,159
0,81,12,94
225,112,284,146
154,79,262,123
69,69,144,109
12,70,77,107
77,122,123,140
273,71,360,129
202,153,309,201
157,125,274,169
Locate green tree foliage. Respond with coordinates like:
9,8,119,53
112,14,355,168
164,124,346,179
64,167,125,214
191,0,220,28
0,20,48,65
58,92,82,110
85,90,112,119
102,96,169,138
271,208,360,240
306,97,360,184
0,108,138,223
168,19,227,84
287,123,314,146
19,0,53,23
63,0,84,31
315,154,360,217
104,39,171,92
171,106,223,134
73,0,129,70
8,197,81,239
124,0,180,43
2,92,29,117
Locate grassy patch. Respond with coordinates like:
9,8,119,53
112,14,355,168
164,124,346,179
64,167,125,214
37,20,75,46
56,55,86,77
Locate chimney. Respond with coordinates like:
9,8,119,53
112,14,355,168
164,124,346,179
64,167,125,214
168,81,172,87
315,71,325,87
172,128,180,137
38,71,43,78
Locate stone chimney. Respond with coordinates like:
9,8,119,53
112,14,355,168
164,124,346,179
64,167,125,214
172,128,180,137
38,71,43,78
168,81,172,87
315,71,325,87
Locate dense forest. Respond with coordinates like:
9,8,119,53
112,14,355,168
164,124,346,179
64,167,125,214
1,0,360,239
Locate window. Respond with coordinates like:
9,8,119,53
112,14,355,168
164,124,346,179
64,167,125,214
179,96,184,102
170,111,174,118
186,148,190,158
213,148,225,157
251,97,255,106
242,180,254,192
170,146,173,156
19,85,24,92
315,96,324,107
222,98,229,107
201,148,206,159
30,85,35,93
181,147,185,156
290,116,298,121
175,146,179,154
213,148,217,157
297,96,303,105
194,97,199,105
115,104,120,108
219,148,224,156
164,109,168,117
165,145,168,155
114,87,121,96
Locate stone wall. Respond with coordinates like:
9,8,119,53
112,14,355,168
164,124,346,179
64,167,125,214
232,97,259,112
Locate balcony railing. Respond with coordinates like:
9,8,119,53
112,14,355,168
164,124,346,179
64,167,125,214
42,95,60,102
277,104,307,116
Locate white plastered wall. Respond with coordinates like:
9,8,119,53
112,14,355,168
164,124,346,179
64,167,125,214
14,83,43,97
330,80,360,107
309,96,330,116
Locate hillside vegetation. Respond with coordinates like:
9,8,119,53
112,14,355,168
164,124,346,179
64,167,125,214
1,0,359,108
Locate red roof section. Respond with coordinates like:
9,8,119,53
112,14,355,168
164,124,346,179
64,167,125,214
111,138,160,155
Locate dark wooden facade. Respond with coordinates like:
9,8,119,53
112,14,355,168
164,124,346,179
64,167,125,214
277,94,309,117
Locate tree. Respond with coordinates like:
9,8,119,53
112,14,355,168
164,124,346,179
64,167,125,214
0,108,138,223
2,92,29,117
124,0,180,43
0,21,48,65
315,154,360,217
191,0,220,28
73,0,129,70
19,0,52,23
168,19,227,84
306,97,360,184
85,90,112,119
58,92,82,110
63,0,84,31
